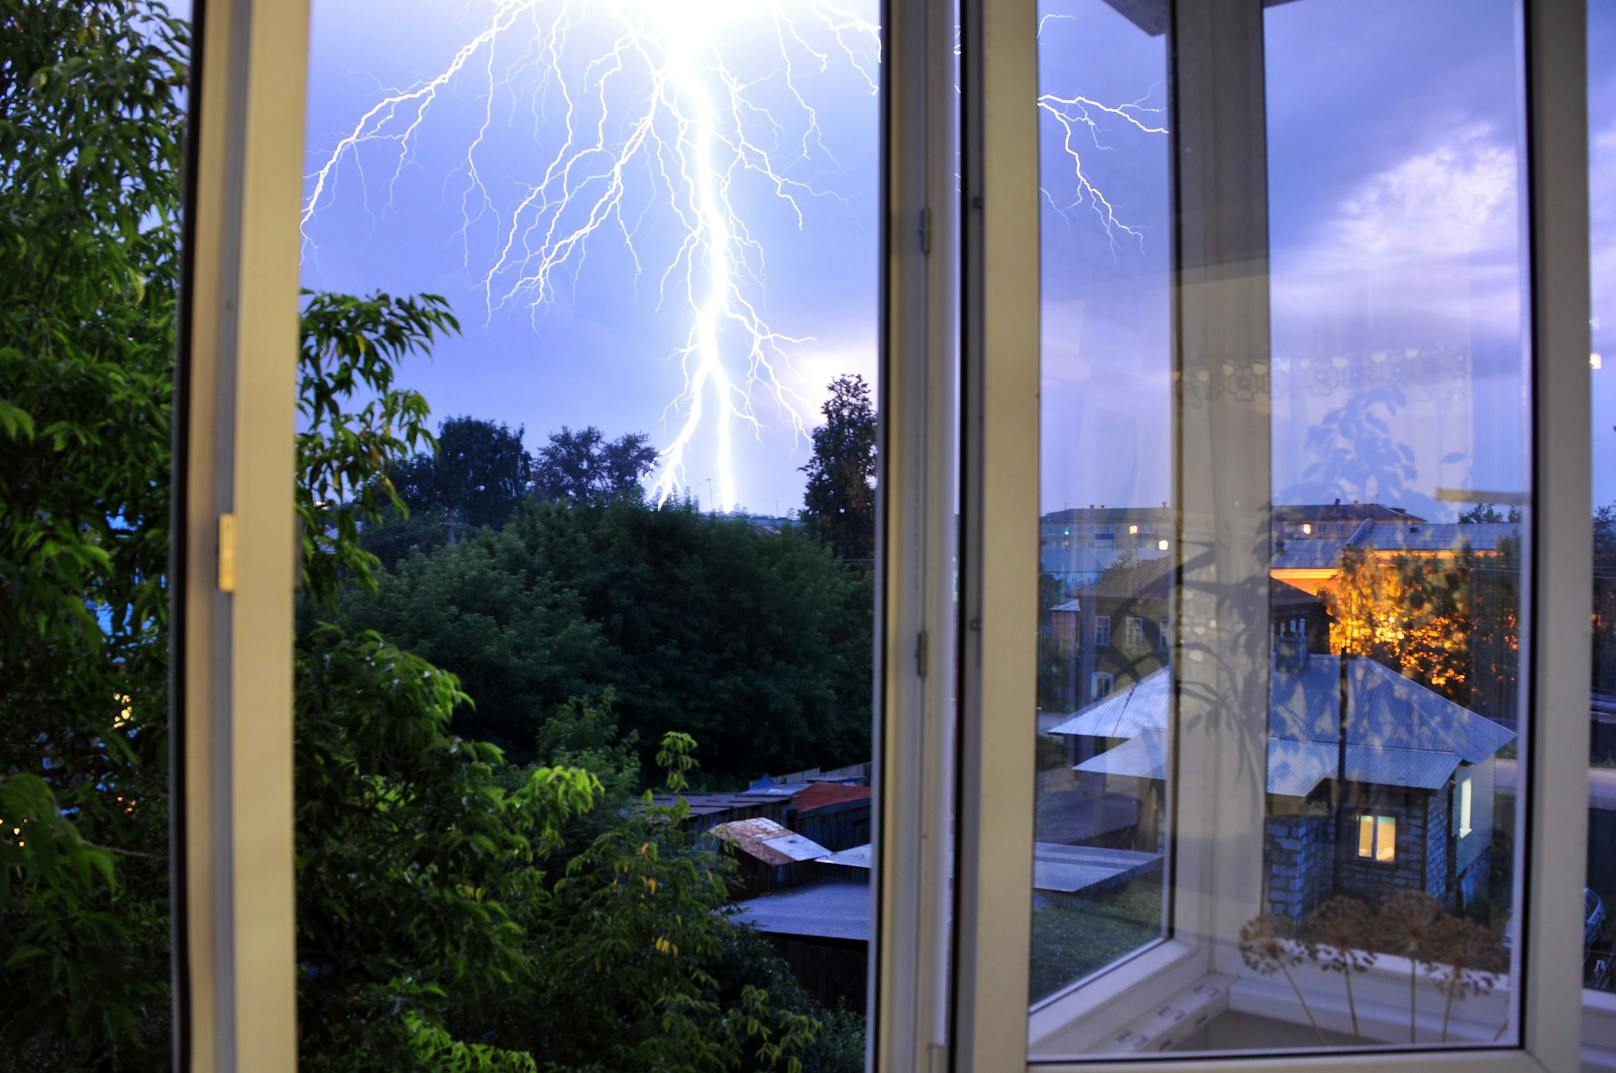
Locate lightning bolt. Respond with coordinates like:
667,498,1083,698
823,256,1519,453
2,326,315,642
302,1,1157,512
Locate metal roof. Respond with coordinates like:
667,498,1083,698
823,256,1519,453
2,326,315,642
1058,655,1514,796
730,883,872,941
1361,521,1517,553
647,791,788,817
1044,669,1173,738
1032,842,1162,894
1077,731,1462,797
710,817,831,866
790,782,872,814
820,844,873,870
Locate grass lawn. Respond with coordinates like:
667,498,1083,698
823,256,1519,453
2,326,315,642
1029,883,1165,1003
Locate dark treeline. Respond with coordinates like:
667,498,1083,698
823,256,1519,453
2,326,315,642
342,479,874,784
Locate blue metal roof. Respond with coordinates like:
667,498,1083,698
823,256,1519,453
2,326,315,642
1059,655,1514,796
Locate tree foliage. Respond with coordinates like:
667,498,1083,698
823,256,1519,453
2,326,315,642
3,6,864,1070
1,3,187,1065
389,415,533,535
1318,542,1519,723
533,424,659,504
800,374,876,563
341,497,874,780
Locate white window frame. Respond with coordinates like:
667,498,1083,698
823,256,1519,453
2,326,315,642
176,1,1602,1071
1124,616,1144,649
1092,673,1115,700
1095,615,1112,646
949,0,1592,1071
178,0,308,1068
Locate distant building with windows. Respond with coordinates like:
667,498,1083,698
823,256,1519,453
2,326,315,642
1039,506,1176,592
1042,555,1330,711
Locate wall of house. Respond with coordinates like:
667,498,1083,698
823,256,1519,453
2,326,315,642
1453,759,1494,877
1264,811,1333,923
1335,789,1447,909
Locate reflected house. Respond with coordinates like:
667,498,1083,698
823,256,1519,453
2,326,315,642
1039,506,1176,592
1051,553,1329,712
1047,654,1515,923
1269,504,1518,597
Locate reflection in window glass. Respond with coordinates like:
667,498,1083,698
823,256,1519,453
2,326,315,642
1032,0,1173,1007
1587,0,1616,996
2,3,186,1068
1263,0,1526,1052
296,3,878,1070
1031,0,1529,1056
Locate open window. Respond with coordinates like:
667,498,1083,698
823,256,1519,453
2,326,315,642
949,0,1592,1068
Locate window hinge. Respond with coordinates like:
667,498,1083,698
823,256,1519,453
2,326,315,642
918,205,932,256
218,512,238,593
915,629,928,678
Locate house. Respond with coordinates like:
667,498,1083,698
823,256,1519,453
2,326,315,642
1047,555,1329,711
1039,505,1176,590
1046,654,1515,922
1270,509,1518,597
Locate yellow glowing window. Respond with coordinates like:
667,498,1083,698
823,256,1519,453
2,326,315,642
1357,814,1396,862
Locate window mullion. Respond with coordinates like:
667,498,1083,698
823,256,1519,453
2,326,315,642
954,0,1041,1066
1168,0,1273,979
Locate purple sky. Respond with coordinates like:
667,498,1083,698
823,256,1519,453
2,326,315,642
296,0,1614,517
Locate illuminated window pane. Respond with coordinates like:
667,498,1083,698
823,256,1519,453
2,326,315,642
1376,816,1398,863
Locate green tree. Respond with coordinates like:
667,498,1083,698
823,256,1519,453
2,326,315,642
2,6,861,1069
342,496,874,782
1595,504,1616,696
1,3,187,1065
387,414,533,540
1319,543,1519,723
533,424,658,503
800,373,877,563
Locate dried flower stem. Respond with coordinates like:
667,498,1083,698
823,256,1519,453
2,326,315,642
1279,963,1328,1046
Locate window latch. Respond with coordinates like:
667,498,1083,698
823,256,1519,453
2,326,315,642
218,512,237,593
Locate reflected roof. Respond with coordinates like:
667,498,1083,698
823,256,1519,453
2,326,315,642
1054,655,1514,797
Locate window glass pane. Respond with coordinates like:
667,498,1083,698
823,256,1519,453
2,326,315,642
296,3,879,1069
1375,817,1397,863
1030,0,1528,1057
1588,0,1616,998
3,2,187,1068
1264,0,1527,1052
1031,0,1174,1008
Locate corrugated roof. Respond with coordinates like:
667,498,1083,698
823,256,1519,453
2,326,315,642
1361,521,1518,553
1078,732,1463,797
1274,504,1424,523
1044,670,1173,738
791,782,871,814
1059,655,1514,796
711,817,830,866
808,842,1161,895
647,791,788,817
730,882,872,941
820,844,873,870
1271,538,1353,570
1032,842,1162,894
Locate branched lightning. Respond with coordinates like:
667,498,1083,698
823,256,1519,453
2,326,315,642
302,1,1157,511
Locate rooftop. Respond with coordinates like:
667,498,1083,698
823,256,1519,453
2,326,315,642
1047,656,1516,796
710,817,831,866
